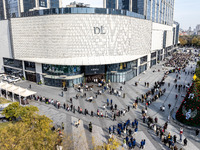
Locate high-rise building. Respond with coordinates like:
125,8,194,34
0,0,5,20
106,0,174,26
196,24,200,32
0,0,62,20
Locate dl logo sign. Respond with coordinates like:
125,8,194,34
94,26,106,34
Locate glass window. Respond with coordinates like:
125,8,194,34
24,61,35,71
3,58,23,69
140,56,147,64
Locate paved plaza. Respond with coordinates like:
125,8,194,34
14,60,200,150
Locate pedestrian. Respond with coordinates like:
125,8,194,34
91,111,93,117
183,138,187,146
132,121,135,128
109,126,111,134
63,103,66,109
113,125,115,133
111,99,113,105
173,135,177,143
107,99,109,106
123,138,127,148
196,129,199,136
143,139,145,148
29,84,31,89
89,122,92,132
168,104,171,109
85,109,87,115
113,114,116,121
140,140,144,149
154,116,158,123
105,111,108,118
61,91,63,97
145,82,146,87
128,129,132,136
180,127,183,142
73,106,75,113
128,141,132,149
132,138,136,148
61,122,64,130
128,105,130,112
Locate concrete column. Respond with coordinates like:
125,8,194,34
2,0,7,19
129,0,132,11
35,63,43,83
59,0,62,8
19,0,24,13
47,0,50,9
22,61,26,79
35,0,39,9
137,58,140,76
103,0,106,8
115,0,118,9
147,54,151,69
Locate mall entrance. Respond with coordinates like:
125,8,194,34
25,72,36,82
85,74,105,83
84,65,106,83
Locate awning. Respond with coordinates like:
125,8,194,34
0,82,36,97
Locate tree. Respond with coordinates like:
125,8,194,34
2,102,39,120
179,37,187,46
192,37,198,46
0,102,60,150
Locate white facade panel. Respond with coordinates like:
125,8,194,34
151,30,163,51
0,20,12,73
151,22,174,51
166,30,173,47
11,14,152,65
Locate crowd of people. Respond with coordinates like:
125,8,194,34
29,52,199,149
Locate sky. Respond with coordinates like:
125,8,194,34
174,0,200,30
62,0,200,30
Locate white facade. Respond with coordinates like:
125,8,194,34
0,20,12,73
151,22,174,51
10,14,152,65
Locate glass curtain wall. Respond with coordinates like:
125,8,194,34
106,60,137,82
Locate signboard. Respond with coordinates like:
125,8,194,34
193,74,197,81
85,65,105,75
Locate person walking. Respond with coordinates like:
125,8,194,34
109,126,111,134
73,106,75,113
168,104,171,109
173,135,177,143
183,138,187,146
140,140,144,149
107,99,109,106
113,114,116,121
180,128,183,142
61,122,64,130
154,116,158,123
113,125,115,133
91,111,93,117
63,103,66,109
196,129,199,136
89,122,92,132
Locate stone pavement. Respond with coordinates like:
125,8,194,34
14,60,200,150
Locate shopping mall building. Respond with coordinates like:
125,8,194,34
0,0,179,87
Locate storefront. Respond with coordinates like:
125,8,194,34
85,65,105,82
42,64,83,87
106,60,137,82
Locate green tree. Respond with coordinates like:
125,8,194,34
2,102,39,120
